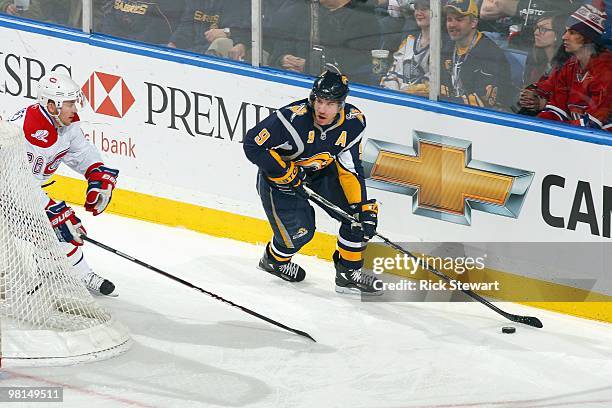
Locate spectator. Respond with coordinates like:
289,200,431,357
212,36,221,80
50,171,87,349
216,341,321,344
479,0,583,21
100,0,184,45
478,0,584,49
538,5,611,130
227,0,294,64
516,13,570,114
378,0,419,51
604,0,611,47
523,14,570,84
380,0,430,95
271,0,381,84
0,0,108,30
319,0,382,84
440,0,513,110
387,0,409,18
168,0,244,58
268,0,310,71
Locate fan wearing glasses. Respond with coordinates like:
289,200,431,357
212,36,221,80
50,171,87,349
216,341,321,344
517,13,570,114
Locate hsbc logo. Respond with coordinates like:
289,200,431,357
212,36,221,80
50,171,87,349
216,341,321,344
82,72,135,118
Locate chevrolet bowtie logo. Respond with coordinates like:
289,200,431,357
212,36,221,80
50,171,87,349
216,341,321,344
363,132,534,225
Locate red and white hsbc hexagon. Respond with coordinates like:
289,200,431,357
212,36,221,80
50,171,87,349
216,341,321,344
82,72,135,118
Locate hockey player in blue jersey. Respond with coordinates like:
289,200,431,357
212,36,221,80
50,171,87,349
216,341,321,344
244,71,382,295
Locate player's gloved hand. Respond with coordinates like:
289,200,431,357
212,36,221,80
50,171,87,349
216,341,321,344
268,162,309,199
85,165,119,216
349,199,378,242
45,200,86,246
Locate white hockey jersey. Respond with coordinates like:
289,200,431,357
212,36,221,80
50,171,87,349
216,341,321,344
9,104,103,209
380,34,430,92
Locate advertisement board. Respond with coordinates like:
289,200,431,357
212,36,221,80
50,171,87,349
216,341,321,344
2,21,610,320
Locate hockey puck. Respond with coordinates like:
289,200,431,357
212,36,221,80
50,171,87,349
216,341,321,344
502,326,516,334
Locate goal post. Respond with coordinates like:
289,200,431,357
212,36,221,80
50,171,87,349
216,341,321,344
0,120,131,366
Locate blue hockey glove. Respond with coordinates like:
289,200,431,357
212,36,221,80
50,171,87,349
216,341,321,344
45,200,86,246
349,199,378,241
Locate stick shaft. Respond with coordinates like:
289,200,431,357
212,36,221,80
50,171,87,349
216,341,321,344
303,186,543,329
82,236,317,341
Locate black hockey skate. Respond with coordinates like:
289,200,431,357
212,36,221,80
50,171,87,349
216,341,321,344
334,252,382,296
83,271,117,296
258,248,306,282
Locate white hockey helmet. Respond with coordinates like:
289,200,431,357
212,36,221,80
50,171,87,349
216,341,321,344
37,73,85,112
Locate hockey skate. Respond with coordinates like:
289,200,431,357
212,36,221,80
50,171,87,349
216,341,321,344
258,248,306,282
82,271,117,297
334,252,382,296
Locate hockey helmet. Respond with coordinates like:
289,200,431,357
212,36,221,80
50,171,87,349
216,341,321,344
37,73,85,112
309,71,349,107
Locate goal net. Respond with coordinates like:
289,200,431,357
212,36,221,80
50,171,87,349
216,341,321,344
0,120,131,366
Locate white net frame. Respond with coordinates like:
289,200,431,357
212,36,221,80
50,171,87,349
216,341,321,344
0,121,131,366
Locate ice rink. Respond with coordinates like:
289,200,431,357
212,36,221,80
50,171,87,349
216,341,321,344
2,210,612,408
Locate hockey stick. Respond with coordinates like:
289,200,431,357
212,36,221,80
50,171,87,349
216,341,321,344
303,186,543,329
81,235,316,342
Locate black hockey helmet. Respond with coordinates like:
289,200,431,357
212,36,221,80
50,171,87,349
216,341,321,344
309,71,349,107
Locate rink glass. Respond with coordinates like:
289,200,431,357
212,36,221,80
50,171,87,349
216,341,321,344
0,1,610,133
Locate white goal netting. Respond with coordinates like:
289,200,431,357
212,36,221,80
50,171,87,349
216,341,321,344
0,120,131,366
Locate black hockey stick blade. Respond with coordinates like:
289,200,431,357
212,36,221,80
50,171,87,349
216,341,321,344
234,303,317,342
378,234,545,329
303,186,544,329
502,312,543,328
82,235,316,342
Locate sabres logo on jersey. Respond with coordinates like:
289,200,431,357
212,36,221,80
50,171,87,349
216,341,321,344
296,152,334,171
345,108,365,125
292,227,309,240
289,103,308,121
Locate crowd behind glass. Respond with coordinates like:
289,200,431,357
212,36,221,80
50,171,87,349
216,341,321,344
2,0,610,131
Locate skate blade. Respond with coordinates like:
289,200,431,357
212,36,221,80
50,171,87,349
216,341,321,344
335,285,383,296
257,265,301,282
88,289,118,298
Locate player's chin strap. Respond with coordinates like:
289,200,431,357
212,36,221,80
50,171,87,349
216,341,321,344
41,103,68,128
302,186,544,329
53,115,68,128
80,235,316,342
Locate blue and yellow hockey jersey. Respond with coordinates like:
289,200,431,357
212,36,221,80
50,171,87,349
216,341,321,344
244,98,368,205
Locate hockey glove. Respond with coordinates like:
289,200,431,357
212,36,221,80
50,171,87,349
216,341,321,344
349,199,378,242
267,162,308,199
45,200,86,246
85,165,119,216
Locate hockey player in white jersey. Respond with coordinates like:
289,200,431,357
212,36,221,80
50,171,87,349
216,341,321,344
9,73,119,296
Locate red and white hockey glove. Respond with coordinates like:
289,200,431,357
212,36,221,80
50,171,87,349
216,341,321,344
45,200,86,246
85,164,119,216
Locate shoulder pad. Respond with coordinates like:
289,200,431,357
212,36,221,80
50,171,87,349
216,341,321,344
282,100,310,122
23,105,58,148
345,106,365,126
287,103,308,117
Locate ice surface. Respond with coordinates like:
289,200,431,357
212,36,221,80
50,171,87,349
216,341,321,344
2,210,612,408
